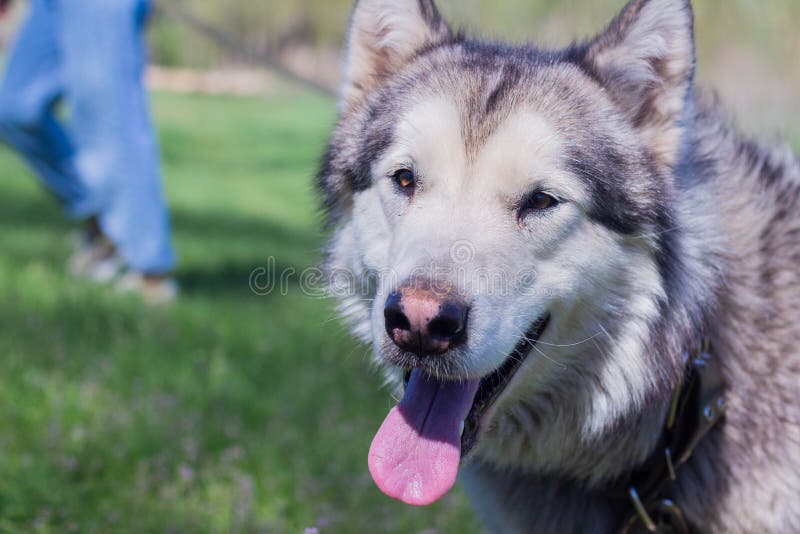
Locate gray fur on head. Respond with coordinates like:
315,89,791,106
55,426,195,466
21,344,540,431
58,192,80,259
318,0,800,531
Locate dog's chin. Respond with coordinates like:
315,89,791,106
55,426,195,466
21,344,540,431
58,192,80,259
383,314,551,458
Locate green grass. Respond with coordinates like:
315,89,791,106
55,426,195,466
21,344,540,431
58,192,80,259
1,84,797,533
0,91,479,533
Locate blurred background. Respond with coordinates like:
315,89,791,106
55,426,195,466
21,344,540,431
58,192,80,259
0,0,797,532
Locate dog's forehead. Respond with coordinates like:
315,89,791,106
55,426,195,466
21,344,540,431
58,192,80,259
379,51,609,159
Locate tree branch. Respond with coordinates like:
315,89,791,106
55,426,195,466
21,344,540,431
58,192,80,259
153,0,337,98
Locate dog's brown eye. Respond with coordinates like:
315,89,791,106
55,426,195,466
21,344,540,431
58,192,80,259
530,192,556,210
519,191,559,219
392,169,416,194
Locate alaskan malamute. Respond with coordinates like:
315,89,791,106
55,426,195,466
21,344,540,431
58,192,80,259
318,0,800,531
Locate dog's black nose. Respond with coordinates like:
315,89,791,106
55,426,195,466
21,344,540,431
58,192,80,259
384,282,468,356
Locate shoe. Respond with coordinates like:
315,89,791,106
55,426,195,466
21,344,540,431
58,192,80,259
116,271,179,304
68,232,125,283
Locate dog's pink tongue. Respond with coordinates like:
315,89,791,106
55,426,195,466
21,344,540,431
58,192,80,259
368,370,480,506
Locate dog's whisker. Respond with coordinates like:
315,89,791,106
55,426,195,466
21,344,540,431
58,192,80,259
534,331,603,348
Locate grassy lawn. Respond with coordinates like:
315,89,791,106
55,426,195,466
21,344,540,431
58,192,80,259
0,91,479,533
1,86,798,533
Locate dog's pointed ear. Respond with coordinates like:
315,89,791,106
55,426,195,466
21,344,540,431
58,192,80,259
582,0,695,166
342,0,451,107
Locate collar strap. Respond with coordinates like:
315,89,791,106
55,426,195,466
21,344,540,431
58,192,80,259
611,340,727,533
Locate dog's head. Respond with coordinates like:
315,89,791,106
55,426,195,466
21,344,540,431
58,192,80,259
320,0,697,505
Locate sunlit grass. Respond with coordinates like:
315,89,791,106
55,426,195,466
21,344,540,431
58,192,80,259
0,73,797,531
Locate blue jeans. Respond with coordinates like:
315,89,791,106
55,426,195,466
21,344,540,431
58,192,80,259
0,0,175,274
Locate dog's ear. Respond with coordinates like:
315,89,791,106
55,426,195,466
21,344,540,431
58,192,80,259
582,0,695,166
341,0,451,107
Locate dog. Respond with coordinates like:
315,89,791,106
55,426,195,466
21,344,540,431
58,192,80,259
317,0,800,531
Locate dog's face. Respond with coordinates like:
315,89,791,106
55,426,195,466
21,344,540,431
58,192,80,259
320,0,695,504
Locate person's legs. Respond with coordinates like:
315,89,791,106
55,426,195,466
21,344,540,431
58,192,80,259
58,0,175,275
0,0,93,218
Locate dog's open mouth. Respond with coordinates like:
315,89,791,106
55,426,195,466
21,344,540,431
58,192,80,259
368,314,550,506
461,314,550,458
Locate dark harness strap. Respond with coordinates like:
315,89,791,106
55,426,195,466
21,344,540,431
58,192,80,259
609,344,727,534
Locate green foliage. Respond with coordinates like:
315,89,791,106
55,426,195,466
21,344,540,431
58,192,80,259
0,92,480,532
149,0,353,68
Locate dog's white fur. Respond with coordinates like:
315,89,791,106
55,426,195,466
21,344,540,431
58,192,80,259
321,0,800,531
